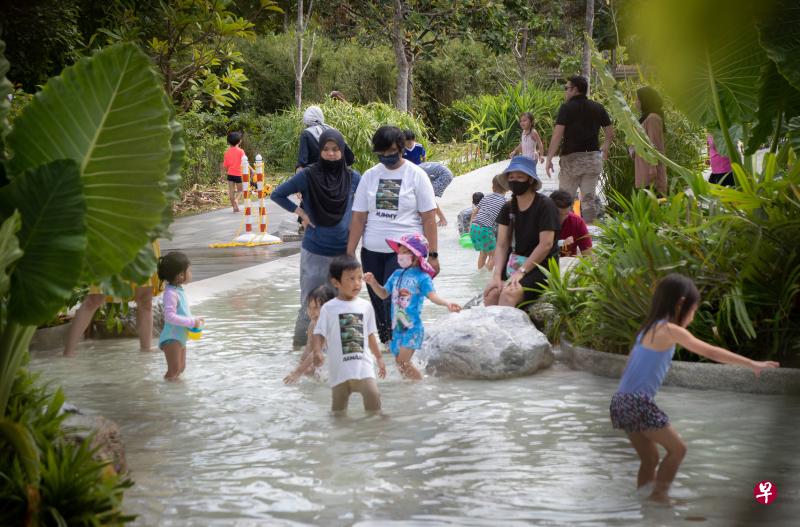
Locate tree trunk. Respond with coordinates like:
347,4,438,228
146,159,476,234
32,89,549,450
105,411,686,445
294,0,304,108
582,0,595,84
514,28,529,89
391,0,409,113
406,57,415,112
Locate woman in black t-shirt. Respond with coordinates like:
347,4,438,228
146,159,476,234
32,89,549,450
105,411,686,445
483,156,560,308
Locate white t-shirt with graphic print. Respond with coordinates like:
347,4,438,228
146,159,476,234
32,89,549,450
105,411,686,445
352,161,437,253
313,297,379,388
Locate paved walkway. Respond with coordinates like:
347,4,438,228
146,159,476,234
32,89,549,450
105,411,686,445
160,199,299,282
171,158,564,283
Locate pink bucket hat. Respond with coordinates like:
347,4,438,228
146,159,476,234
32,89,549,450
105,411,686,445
385,233,437,278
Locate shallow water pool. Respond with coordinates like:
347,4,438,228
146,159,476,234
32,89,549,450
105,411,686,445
30,165,800,526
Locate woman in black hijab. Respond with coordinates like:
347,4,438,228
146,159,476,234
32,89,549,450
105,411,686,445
272,129,362,348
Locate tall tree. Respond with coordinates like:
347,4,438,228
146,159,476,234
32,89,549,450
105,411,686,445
294,0,316,107
581,0,595,80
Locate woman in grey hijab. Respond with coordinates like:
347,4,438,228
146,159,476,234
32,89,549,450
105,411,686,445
296,105,355,171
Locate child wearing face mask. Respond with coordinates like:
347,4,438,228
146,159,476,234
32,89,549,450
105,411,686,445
364,233,461,380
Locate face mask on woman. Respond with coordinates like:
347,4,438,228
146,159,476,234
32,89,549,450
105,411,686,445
397,253,414,268
508,180,531,196
378,153,401,167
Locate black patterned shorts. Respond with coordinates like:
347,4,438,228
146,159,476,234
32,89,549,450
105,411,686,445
610,392,670,433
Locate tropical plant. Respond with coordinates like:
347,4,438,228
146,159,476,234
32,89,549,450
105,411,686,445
92,0,261,110
451,82,563,160
591,78,706,208
262,100,429,174
542,3,800,366
0,39,181,522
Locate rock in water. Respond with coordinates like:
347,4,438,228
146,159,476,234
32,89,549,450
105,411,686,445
419,306,554,379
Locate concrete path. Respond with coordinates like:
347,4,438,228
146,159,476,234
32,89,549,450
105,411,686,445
160,199,299,282
185,157,566,301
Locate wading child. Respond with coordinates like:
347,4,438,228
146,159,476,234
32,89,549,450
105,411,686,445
550,189,592,257
457,192,484,237
364,233,461,380
610,273,779,502
470,175,508,270
221,131,253,213
509,112,544,161
158,252,203,381
284,256,387,415
402,129,426,165
292,284,337,379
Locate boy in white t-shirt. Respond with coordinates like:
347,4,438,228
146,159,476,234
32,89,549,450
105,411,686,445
284,256,387,414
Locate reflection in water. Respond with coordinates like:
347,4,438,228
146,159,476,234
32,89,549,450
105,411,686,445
29,205,800,526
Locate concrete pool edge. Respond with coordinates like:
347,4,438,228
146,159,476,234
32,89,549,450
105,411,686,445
560,338,800,395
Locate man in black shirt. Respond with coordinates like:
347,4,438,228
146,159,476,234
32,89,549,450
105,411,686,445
545,75,614,224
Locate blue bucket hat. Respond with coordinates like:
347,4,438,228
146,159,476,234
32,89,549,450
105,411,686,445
498,155,542,191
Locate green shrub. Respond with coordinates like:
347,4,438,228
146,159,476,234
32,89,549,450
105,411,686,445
179,101,429,186
237,33,396,114
413,39,518,140
543,163,800,365
451,83,563,160
0,371,134,525
264,100,429,174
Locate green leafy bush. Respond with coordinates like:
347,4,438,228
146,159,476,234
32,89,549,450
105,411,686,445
237,32,396,114
544,173,800,365
179,101,429,187
0,40,180,524
450,83,563,160
1,372,133,525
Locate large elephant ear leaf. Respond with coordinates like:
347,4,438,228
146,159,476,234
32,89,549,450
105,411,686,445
156,98,186,239
637,0,764,127
758,0,800,92
5,42,172,283
0,160,87,326
0,211,23,297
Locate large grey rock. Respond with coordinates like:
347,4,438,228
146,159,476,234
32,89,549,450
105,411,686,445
63,413,128,474
419,306,554,379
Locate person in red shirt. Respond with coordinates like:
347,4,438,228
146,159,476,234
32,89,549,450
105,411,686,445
550,190,592,257
222,131,247,212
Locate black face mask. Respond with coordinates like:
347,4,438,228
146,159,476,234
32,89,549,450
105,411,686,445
509,180,531,196
320,158,342,173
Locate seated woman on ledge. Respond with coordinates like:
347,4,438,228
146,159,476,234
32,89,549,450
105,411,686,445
483,156,560,308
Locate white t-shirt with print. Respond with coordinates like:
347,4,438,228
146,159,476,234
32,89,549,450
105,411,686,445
352,161,437,253
313,297,379,387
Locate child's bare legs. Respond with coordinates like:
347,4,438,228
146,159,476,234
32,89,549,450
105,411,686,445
477,251,488,270
396,346,422,380
638,426,687,501
162,341,183,380
486,252,495,272
332,379,381,415
228,181,241,212
357,378,382,414
63,293,105,356
627,432,660,489
134,286,154,352
179,345,187,374
331,381,352,415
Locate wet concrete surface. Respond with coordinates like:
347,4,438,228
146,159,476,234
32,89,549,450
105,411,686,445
160,201,300,282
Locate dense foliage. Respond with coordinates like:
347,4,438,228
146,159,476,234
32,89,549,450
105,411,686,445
451,83,563,159
541,0,800,366
179,100,429,189
0,40,181,524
